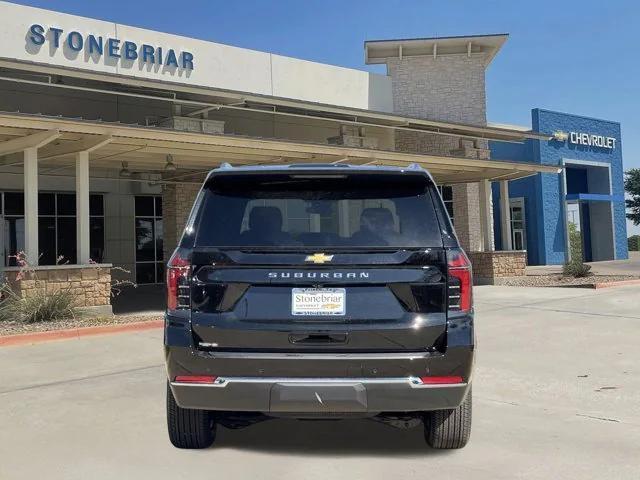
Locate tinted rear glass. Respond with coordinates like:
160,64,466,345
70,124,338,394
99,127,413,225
195,173,443,248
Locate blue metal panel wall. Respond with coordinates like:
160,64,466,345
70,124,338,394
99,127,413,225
490,108,627,264
491,137,542,265
491,172,541,265
533,109,627,261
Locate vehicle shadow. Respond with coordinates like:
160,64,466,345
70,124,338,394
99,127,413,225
112,284,165,315
214,418,449,457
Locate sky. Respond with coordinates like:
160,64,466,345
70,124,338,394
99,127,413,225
10,0,640,234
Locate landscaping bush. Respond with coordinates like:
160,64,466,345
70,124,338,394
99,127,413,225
628,235,640,252
0,284,78,323
0,251,79,323
0,284,19,322
567,221,583,262
562,261,592,278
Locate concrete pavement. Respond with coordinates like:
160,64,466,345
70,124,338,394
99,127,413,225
585,251,640,276
1,285,639,479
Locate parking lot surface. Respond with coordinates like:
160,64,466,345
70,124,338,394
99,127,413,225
1,285,639,480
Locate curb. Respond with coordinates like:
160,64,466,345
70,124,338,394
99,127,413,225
0,319,164,347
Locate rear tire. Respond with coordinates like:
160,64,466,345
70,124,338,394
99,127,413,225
424,387,472,449
166,382,216,449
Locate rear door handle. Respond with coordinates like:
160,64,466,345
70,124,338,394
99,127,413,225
289,333,348,345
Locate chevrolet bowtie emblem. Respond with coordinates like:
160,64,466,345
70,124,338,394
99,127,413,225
552,130,568,142
305,253,334,264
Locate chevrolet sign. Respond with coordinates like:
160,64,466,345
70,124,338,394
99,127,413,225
569,132,616,149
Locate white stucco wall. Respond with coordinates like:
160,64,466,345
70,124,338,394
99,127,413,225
0,1,393,112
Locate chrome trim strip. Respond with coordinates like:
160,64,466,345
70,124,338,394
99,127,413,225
195,351,440,360
171,376,467,389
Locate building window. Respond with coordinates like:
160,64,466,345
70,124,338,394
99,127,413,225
438,185,454,224
1,192,104,266
134,196,164,284
89,195,105,263
2,192,25,266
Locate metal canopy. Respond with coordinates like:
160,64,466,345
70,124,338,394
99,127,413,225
0,60,549,144
0,112,559,185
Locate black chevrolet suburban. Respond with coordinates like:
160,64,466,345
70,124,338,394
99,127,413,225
164,163,474,449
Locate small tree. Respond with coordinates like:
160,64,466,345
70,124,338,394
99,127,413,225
625,169,640,225
567,221,583,262
563,221,591,278
562,261,592,278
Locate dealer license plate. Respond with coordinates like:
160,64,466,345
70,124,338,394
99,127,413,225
291,288,346,316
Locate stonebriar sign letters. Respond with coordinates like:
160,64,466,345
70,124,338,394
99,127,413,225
28,23,195,70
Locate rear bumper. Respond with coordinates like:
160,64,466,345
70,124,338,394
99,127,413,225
165,341,474,414
169,376,470,414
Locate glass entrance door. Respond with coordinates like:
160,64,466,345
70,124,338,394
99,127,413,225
509,198,527,251
134,196,164,284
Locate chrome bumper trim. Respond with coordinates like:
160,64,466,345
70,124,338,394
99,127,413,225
171,376,467,389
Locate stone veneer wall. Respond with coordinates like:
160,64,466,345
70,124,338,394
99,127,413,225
452,183,483,253
4,264,112,308
468,251,527,285
163,181,202,261
386,54,489,252
386,55,487,124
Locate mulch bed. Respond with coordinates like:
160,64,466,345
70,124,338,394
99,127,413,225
0,314,163,337
498,275,640,288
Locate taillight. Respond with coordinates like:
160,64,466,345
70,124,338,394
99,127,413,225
447,248,472,314
167,248,191,311
418,375,464,385
174,375,217,384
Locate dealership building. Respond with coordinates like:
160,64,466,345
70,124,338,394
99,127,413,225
0,2,627,312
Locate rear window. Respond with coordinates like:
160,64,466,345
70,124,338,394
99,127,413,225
194,173,444,248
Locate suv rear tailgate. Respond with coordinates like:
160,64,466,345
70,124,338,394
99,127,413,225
189,249,447,352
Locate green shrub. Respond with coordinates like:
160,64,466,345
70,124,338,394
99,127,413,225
568,221,583,262
562,261,592,278
0,284,78,323
628,235,640,252
0,284,19,322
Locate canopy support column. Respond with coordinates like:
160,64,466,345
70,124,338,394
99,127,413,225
500,180,513,250
23,147,39,264
3,130,61,266
76,150,91,264
479,179,494,251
